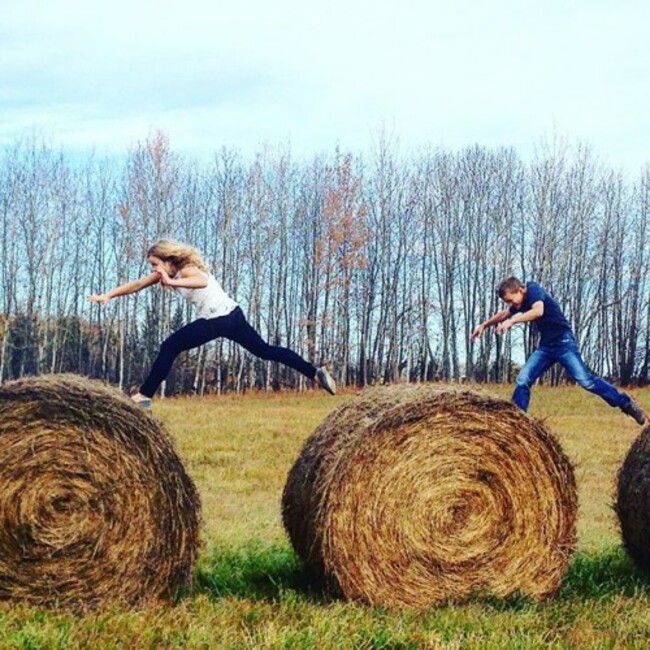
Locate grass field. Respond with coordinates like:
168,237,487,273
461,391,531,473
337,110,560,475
2,384,650,649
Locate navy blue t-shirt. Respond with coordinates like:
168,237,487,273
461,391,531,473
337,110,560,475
508,282,573,346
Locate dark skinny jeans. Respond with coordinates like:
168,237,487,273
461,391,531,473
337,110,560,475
140,307,317,397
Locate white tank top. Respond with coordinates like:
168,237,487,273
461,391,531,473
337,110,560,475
174,271,238,319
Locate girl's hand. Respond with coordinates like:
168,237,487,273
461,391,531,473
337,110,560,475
156,267,174,286
88,293,111,306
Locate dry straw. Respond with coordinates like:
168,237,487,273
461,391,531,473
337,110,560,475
283,384,577,608
616,427,650,571
0,373,201,609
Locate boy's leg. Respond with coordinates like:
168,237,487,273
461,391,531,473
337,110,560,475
558,344,628,407
512,348,555,411
558,342,645,423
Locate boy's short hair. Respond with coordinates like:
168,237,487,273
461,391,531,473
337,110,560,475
498,276,525,298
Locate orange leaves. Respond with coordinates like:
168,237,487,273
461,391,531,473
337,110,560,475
316,154,369,285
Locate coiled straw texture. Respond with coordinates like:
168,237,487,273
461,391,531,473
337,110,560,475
283,384,577,608
616,426,650,571
0,374,201,609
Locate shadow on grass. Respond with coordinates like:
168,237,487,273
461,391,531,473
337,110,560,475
194,540,330,604
558,545,650,600
194,541,650,608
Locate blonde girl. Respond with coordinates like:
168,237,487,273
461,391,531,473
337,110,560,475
89,239,336,407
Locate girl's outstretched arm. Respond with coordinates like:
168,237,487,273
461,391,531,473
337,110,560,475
88,271,161,306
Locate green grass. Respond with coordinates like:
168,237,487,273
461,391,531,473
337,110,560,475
1,384,650,648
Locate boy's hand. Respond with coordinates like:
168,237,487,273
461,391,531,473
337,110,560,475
471,324,485,340
88,293,110,306
496,319,514,334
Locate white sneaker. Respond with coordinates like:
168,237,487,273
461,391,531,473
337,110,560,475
315,367,337,395
131,394,152,409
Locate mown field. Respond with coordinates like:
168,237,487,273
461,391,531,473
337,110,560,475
2,384,650,649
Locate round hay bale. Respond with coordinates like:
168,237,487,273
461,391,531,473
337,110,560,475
282,384,577,608
0,373,201,609
616,427,650,571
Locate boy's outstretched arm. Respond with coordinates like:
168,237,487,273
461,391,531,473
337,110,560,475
471,309,511,340
495,301,544,334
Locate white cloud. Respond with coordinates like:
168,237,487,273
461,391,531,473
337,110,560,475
1,0,649,170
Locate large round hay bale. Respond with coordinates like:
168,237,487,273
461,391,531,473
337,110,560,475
282,384,577,608
616,427,650,571
0,373,201,609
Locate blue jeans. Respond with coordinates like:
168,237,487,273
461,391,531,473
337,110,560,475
512,334,630,412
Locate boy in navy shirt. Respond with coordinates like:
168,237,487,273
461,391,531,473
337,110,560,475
471,276,645,424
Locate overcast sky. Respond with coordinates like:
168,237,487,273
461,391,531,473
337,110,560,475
2,0,648,170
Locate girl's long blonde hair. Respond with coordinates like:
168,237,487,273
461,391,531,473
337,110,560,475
147,239,209,272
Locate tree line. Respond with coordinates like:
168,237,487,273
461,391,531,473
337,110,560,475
1,131,649,395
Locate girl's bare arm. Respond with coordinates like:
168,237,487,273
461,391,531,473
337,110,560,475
88,271,161,306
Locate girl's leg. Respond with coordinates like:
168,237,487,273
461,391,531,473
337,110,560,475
226,308,317,380
139,318,228,398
